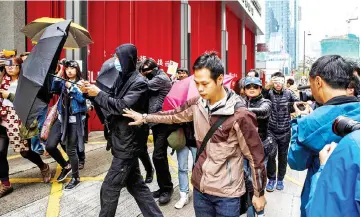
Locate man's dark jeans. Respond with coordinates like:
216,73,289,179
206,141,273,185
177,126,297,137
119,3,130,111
193,188,240,217
151,124,174,192
99,157,163,217
267,130,291,181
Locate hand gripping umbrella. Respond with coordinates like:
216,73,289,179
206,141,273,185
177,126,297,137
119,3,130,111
14,20,71,129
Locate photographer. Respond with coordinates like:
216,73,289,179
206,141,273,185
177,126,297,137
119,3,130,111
288,55,360,217
305,117,360,217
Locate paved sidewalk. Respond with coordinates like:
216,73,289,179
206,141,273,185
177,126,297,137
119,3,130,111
1,132,306,217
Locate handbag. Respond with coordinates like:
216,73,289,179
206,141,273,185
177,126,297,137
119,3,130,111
167,128,186,151
40,100,59,141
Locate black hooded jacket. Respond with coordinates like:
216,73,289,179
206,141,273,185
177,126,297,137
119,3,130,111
94,44,148,159
246,94,272,141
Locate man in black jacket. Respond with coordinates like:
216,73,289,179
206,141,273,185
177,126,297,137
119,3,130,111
139,58,174,205
83,44,163,217
263,72,299,192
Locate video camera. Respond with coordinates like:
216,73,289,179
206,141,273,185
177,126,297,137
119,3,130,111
297,85,314,102
332,116,360,137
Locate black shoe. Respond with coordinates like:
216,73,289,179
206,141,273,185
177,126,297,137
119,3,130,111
64,178,80,190
57,166,72,182
79,161,85,170
152,189,161,198
145,169,154,184
159,189,174,205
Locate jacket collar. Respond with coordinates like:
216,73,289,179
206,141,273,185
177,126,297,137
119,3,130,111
199,88,242,116
324,95,359,106
248,94,263,103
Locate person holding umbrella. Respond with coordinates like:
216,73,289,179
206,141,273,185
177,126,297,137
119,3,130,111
0,57,51,198
45,60,87,190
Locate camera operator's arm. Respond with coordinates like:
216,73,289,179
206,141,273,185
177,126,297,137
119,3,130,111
248,100,271,119
288,120,314,171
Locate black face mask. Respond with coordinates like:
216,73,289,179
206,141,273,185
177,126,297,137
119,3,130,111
146,73,154,80
145,68,158,80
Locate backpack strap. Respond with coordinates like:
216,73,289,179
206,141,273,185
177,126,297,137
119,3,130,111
195,115,229,164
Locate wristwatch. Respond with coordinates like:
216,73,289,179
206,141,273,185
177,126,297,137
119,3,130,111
142,113,148,124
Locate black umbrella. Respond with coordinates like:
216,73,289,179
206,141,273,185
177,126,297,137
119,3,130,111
96,57,119,93
14,20,71,128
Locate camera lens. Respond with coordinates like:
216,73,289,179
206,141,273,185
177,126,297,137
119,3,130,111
332,116,360,137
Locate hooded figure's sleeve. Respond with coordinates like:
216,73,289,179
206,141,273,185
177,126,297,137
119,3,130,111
94,79,147,115
306,132,360,217
288,118,314,171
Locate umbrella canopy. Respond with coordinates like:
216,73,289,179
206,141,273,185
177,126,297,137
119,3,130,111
22,17,92,49
96,57,119,93
14,20,71,128
162,75,234,111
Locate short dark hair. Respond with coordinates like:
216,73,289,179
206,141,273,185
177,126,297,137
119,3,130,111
248,69,259,77
177,68,189,75
271,72,284,78
287,78,294,86
140,58,158,72
309,55,353,89
348,74,360,97
193,51,224,82
353,65,360,76
233,78,245,94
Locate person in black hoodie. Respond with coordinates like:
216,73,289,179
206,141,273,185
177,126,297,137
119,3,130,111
139,58,174,205
82,44,163,217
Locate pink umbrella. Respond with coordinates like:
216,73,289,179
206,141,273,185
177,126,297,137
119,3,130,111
162,74,234,111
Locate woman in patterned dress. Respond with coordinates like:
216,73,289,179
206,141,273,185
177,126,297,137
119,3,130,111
0,57,51,198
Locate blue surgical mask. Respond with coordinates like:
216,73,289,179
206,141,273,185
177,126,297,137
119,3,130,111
114,58,122,72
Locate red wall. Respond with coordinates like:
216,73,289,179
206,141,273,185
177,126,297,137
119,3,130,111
26,1,65,52
226,7,242,80
245,26,255,72
87,1,180,131
189,1,221,71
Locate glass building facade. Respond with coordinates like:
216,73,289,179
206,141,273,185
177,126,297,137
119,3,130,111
321,34,360,64
265,0,299,72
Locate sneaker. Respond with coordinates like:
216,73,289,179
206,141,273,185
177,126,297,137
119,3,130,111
276,180,284,190
57,166,72,182
145,169,154,184
174,192,189,209
152,189,161,198
40,164,51,183
64,178,80,190
0,184,13,198
159,188,174,205
266,179,276,192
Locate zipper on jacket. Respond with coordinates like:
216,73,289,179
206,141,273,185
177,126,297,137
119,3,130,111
226,160,233,186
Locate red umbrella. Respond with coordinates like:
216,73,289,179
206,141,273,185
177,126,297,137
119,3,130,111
162,74,234,111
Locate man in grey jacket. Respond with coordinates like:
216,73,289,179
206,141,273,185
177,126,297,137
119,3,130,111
139,58,174,205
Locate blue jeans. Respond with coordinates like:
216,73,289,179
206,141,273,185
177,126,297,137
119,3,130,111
31,106,48,153
176,146,196,193
193,188,240,217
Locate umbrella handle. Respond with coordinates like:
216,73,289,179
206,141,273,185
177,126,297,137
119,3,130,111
50,74,81,86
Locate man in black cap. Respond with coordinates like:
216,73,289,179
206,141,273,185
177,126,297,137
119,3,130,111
83,44,163,217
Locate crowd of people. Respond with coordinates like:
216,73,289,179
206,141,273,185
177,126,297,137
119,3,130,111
0,46,360,217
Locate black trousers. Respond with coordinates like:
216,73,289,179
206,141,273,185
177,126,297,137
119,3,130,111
46,120,80,178
266,130,291,181
151,124,173,192
99,157,163,217
138,125,153,174
0,126,44,181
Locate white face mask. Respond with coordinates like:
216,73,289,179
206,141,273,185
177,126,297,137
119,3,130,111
114,58,122,72
272,77,285,84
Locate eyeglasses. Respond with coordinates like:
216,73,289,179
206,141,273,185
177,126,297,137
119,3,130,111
245,84,261,89
5,64,20,67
